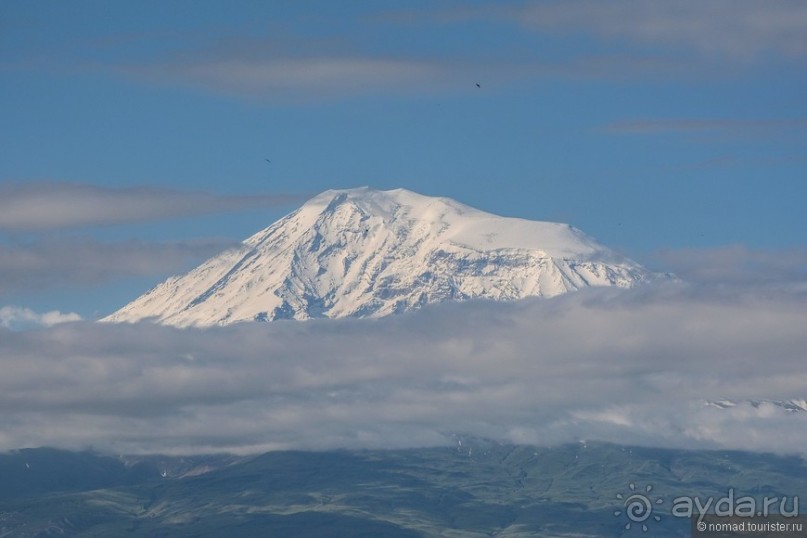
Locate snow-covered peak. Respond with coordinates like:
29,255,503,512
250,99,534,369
103,187,652,327
248,187,604,259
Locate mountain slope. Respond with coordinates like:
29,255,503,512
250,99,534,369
103,187,651,327
3,443,806,537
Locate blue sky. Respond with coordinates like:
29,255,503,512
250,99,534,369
1,0,806,320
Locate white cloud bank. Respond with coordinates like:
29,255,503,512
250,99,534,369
0,282,806,455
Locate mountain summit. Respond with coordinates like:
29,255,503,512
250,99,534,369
103,188,651,327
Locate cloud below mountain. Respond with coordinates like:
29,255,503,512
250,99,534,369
1,281,805,455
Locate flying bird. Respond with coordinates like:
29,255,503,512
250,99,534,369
475,83,481,88
264,158,271,164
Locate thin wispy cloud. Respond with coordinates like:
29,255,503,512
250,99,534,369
101,43,699,100
513,0,807,61
376,1,807,81
604,118,807,134
0,306,81,330
0,182,302,232
16,2,803,102
1,281,806,455
655,245,807,288
0,238,239,294
133,55,454,100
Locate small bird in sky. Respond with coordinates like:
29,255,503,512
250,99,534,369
475,83,481,88
264,158,271,164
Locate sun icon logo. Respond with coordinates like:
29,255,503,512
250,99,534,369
614,483,663,532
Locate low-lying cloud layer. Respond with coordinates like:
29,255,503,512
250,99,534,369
1,282,806,456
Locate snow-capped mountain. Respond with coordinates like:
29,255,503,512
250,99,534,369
103,187,652,327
